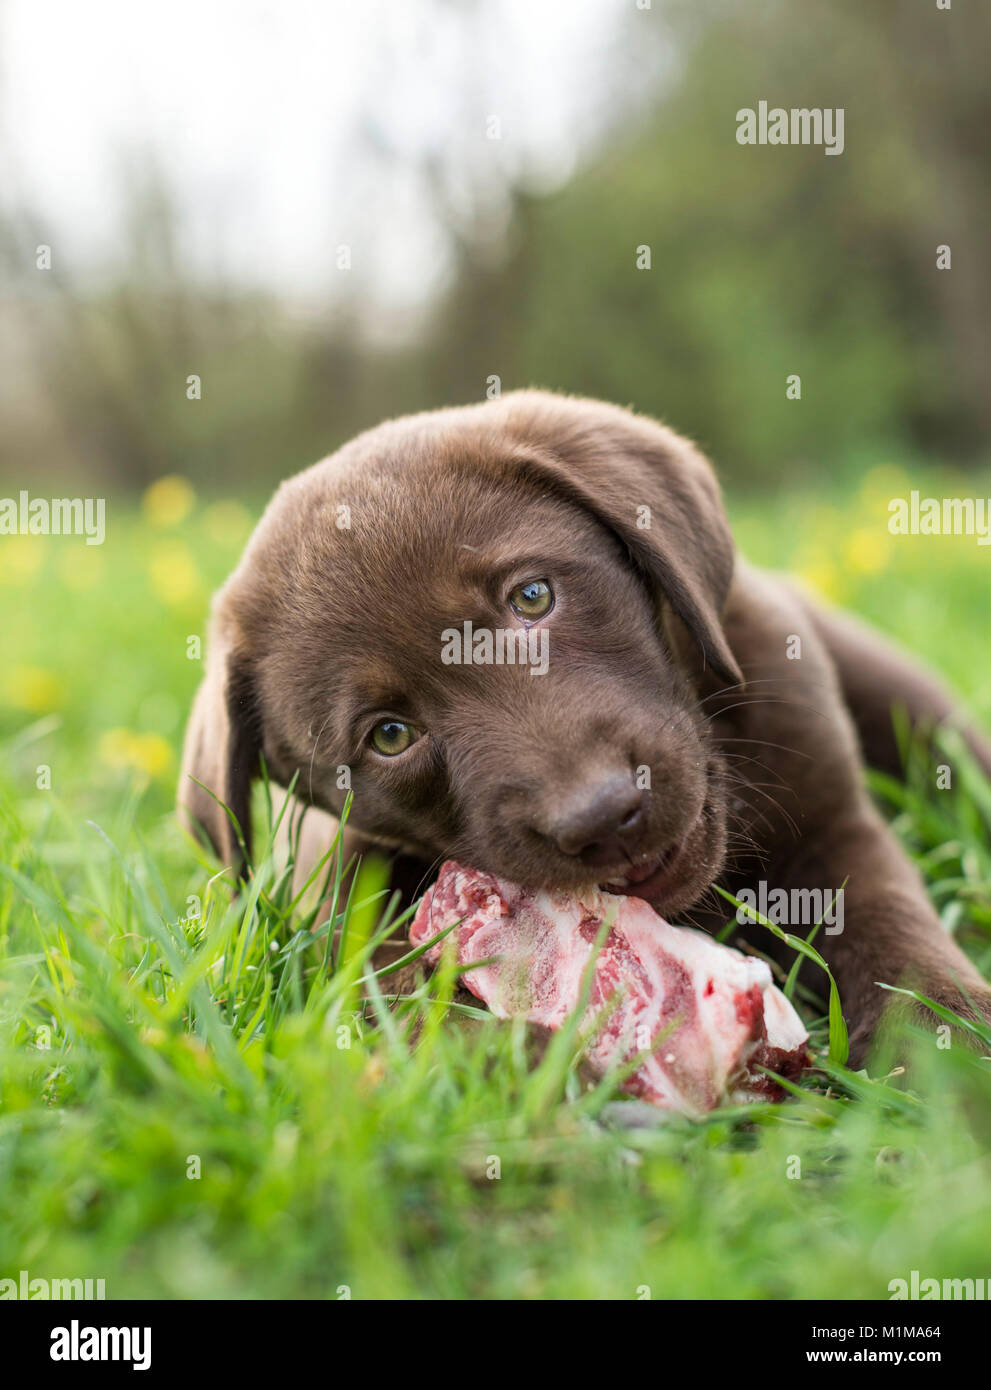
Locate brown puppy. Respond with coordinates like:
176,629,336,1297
179,391,991,1063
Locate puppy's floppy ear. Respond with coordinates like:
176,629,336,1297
499,393,744,688
178,610,260,875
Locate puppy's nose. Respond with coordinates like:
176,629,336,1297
543,774,647,864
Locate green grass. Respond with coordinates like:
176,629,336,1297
2,466,991,1300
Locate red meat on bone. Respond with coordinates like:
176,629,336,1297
409,860,810,1116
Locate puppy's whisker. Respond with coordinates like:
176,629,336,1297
692,676,789,711
720,751,794,788
705,695,836,726
717,735,813,761
306,710,335,804
722,773,802,839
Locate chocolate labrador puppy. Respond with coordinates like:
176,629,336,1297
178,391,991,1063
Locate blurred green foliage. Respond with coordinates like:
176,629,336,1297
449,0,991,483
2,0,989,492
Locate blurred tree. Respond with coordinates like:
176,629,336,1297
425,0,991,484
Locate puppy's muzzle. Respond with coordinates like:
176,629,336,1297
534,772,647,867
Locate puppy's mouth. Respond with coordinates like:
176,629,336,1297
597,805,707,909
599,839,687,899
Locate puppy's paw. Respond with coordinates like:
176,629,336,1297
850,979,991,1069
908,981,991,1048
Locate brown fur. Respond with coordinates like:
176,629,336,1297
178,391,991,1064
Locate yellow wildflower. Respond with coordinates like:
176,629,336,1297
845,527,890,575
142,476,196,528
0,666,63,712
201,500,253,547
0,535,46,585
148,539,201,605
98,728,173,779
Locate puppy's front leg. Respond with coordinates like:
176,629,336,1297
770,805,991,1066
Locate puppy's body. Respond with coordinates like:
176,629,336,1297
179,391,991,1061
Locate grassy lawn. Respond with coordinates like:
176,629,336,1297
2,463,991,1300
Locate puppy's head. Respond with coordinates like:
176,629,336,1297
179,391,742,916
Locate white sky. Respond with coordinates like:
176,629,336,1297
0,0,647,311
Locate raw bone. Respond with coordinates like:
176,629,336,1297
409,860,810,1116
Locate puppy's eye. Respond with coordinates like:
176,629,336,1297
369,719,420,756
508,578,554,620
